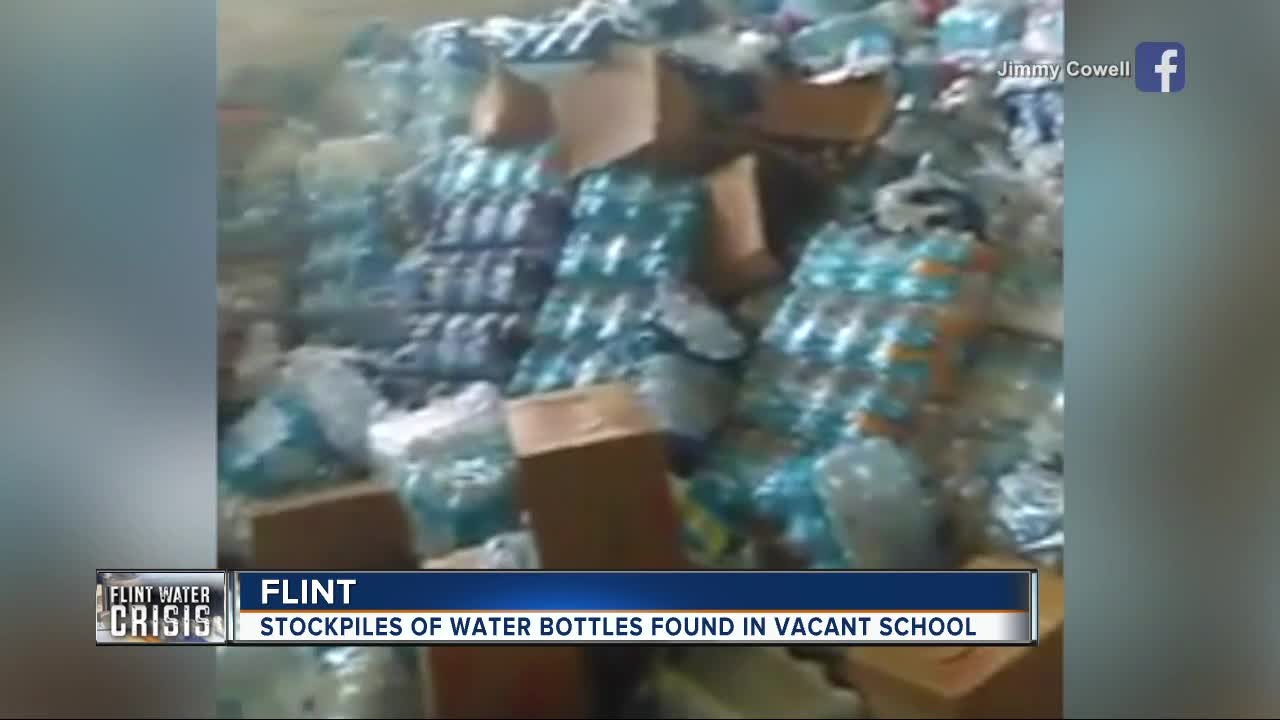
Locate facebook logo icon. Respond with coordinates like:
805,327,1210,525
1135,42,1186,93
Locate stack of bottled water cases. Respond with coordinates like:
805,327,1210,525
507,167,711,397
374,139,571,403
687,214,999,568
295,178,409,350
508,165,746,468
912,329,1062,567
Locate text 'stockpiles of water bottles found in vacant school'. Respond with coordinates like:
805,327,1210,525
215,0,1063,717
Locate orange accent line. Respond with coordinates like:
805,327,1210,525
236,609,1024,614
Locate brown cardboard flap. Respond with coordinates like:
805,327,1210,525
471,63,554,146
703,155,784,299
246,482,417,570
506,383,661,457
507,383,684,570
552,44,705,177
845,557,1064,719
424,645,590,719
747,73,894,144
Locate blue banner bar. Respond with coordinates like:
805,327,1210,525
236,571,1032,612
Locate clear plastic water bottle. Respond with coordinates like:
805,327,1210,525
1021,0,1064,60
960,332,1061,424
816,437,940,568
654,282,748,363
635,354,738,445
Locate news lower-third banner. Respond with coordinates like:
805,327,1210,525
229,570,1038,646
96,571,229,645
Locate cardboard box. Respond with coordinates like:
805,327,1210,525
420,551,591,719
844,556,1064,719
703,155,785,299
471,64,554,146
746,73,894,145
245,482,417,570
552,44,705,177
505,383,686,570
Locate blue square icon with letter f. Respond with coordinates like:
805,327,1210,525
1136,42,1186,93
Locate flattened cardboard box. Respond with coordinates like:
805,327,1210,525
420,551,590,720
746,73,894,145
845,556,1064,719
245,481,417,570
553,44,706,178
472,63,555,147
506,383,686,570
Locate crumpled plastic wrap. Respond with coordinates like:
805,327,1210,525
871,168,986,236
478,529,542,569
816,437,941,569
297,134,414,207
280,348,384,464
986,461,1063,567
219,390,340,499
1025,389,1063,463
217,646,421,719
935,0,1027,68
219,347,381,499
788,12,898,75
957,331,1061,424
635,353,738,447
368,383,517,557
654,282,748,363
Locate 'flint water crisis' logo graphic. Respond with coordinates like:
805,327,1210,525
1135,42,1186,93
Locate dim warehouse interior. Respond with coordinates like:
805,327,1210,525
214,0,1063,717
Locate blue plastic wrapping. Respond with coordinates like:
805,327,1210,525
531,282,659,343
653,282,749,364
634,353,738,447
503,16,621,63
936,0,1027,67
763,289,945,359
794,223,991,288
506,332,664,397
423,191,571,249
736,350,924,444
392,247,556,311
788,14,898,74
426,139,566,198
986,461,1062,567
556,226,696,283
219,348,382,498
780,0,879,22
219,390,342,499
368,383,519,557
575,166,706,205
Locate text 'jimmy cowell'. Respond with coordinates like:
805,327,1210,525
997,61,1132,81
